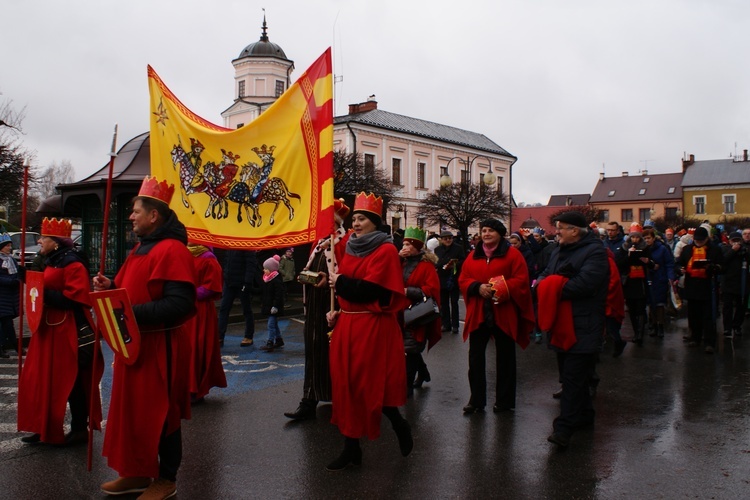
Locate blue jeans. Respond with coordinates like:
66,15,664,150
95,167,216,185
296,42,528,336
218,285,254,341
267,315,281,342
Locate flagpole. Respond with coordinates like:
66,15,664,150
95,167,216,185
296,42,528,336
328,234,336,312
87,124,117,471
17,160,29,377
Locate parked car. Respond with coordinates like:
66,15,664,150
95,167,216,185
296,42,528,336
10,232,41,266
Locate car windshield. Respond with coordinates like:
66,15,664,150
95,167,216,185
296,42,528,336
10,233,40,248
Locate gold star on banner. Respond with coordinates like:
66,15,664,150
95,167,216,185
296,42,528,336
153,97,168,126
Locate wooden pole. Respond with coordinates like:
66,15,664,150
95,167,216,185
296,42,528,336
17,160,29,377
87,124,117,471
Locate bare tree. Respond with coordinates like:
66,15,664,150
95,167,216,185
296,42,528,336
333,149,395,212
35,159,75,199
418,183,510,251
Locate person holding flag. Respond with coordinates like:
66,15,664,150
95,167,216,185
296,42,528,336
17,218,103,446
94,177,196,499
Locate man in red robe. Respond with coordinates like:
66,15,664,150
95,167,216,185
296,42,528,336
94,177,196,499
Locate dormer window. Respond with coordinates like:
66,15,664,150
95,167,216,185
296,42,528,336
638,188,646,195
608,190,616,197
668,187,675,194
643,177,650,183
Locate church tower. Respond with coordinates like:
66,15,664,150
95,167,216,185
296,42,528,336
221,16,294,129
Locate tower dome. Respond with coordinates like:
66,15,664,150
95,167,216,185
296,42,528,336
237,16,289,61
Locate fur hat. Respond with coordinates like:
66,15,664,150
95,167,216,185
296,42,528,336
263,254,281,271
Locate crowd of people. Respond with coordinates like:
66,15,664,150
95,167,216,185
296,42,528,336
6,180,750,497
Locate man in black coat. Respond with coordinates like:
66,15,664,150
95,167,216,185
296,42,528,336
721,232,748,338
676,227,723,353
218,250,259,347
434,230,465,334
536,211,609,448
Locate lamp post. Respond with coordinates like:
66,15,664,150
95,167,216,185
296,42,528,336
391,203,406,229
439,155,497,188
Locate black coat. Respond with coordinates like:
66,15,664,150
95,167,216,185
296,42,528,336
434,242,465,289
537,231,609,353
721,243,749,293
0,254,20,318
261,274,284,315
223,250,259,289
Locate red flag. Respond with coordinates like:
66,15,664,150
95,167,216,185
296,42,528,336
24,270,44,333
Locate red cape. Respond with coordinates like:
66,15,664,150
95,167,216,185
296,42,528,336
187,252,227,398
17,261,103,444
103,238,196,478
329,241,411,440
458,246,535,349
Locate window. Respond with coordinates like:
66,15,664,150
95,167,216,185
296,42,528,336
639,208,650,222
236,123,244,129
599,210,609,222
497,176,504,195
417,217,425,230
440,166,448,177
667,187,676,194
391,216,401,230
643,177,650,183
364,154,375,177
238,80,245,98
638,188,646,195
479,173,486,192
621,209,633,222
392,158,402,185
608,190,616,197
723,194,736,214
460,169,469,184
275,80,285,97
665,207,678,218
694,196,705,214
417,162,426,188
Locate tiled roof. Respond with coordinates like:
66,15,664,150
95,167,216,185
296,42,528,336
334,109,515,158
682,159,750,186
590,172,683,203
547,194,591,206
512,206,562,235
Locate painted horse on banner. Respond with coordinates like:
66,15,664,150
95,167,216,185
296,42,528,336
171,144,227,219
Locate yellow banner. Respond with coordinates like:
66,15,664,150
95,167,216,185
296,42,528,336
148,48,334,249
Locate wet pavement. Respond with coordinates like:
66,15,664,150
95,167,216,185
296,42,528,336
2,302,750,499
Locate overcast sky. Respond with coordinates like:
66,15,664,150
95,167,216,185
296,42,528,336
2,0,748,204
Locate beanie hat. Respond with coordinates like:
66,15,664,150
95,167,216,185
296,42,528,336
693,227,709,242
480,218,507,237
552,211,587,228
263,254,281,271
629,222,643,237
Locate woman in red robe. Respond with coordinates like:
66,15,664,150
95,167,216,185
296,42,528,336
399,227,441,397
458,218,535,414
326,192,413,471
186,244,226,401
18,218,103,445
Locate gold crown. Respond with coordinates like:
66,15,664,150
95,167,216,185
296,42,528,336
41,218,72,238
353,192,383,217
251,144,276,156
138,176,175,205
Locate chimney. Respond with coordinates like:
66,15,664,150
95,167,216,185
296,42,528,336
642,169,648,176
744,149,748,161
622,171,629,177
348,97,378,115
599,172,605,181
682,153,695,172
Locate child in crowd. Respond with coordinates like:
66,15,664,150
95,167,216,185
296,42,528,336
260,255,285,351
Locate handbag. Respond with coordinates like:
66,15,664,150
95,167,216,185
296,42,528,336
404,297,440,327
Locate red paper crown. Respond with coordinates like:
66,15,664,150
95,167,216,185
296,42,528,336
41,217,72,238
334,198,350,220
489,275,510,304
589,221,598,229
139,176,175,205
629,222,643,234
353,192,383,217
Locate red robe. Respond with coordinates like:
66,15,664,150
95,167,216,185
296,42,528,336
458,246,535,348
404,258,442,349
17,260,103,443
103,238,195,478
329,242,411,440
187,251,227,399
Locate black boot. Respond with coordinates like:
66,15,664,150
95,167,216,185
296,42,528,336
326,437,362,471
413,362,431,388
284,399,317,420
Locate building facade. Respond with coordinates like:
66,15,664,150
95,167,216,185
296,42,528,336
589,170,683,225
681,152,750,224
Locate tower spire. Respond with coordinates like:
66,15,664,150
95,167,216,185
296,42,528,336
260,9,269,42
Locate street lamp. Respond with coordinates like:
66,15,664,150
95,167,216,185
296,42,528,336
439,155,497,187
391,203,407,229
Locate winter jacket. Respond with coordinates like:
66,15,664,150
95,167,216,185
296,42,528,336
537,231,609,354
0,253,20,318
675,242,723,301
223,250,259,289
261,274,284,315
644,240,675,305
720,243,749,294
434,241,465,290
